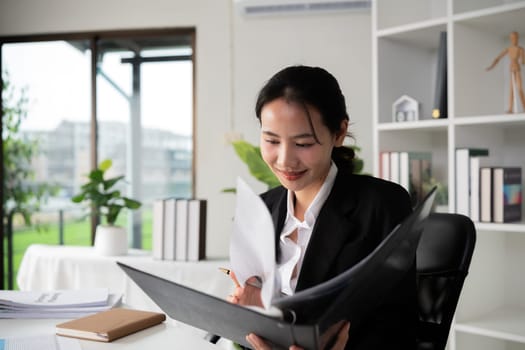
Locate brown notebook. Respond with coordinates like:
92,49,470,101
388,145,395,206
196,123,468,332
56,308,166,342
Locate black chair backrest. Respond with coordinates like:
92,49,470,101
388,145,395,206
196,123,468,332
416,213,476,350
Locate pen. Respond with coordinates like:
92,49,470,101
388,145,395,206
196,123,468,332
219,267,262,289
218,267,232,276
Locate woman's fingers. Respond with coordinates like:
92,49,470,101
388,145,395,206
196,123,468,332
227,285,244,304
228,277,263,307
240,284,263,307
245,322,349,350
331,321,350,350
229,270,241,287
226,294,239,304
246,333,272,350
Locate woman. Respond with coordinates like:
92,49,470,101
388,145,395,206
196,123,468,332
229,65,415,349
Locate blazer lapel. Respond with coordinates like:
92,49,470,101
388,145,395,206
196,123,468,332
268,188,287,260
295,173,358,291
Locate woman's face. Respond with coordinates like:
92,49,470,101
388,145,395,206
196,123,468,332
260,97,345,197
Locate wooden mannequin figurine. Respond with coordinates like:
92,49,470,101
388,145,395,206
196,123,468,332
486,31,525,113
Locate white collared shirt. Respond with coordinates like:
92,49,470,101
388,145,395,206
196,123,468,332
277,163,338,295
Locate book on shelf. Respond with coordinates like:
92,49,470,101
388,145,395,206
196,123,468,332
379,151,390,181
56,308,166,342
379,151,432,205
152,197,208,262
470,157,481,222
117,180,436,350
389,151,400,184
399,152,409,191
493,167,522,223
152,199,165,260
479,167,493,223
401,151,432,205
469,151,490,222
175,199,189,261
432,31,447,119
455,148,489,218
163,197,177,260
187,199,207,261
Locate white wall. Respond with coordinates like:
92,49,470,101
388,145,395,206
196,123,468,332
0,0,372,258
232,9,372,171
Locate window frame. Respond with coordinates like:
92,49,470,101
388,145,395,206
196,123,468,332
0,27,196,257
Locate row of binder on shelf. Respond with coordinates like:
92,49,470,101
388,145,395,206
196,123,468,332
152,198,207,261
379,151,432,205
455,148,522,223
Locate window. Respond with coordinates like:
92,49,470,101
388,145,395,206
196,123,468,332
1,29,195,289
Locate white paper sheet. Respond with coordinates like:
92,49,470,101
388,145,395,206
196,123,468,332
229,177,276,309
0,293,122,319
0,288,109,309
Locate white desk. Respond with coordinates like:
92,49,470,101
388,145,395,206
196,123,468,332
0,318,219,349
14,245,236,349
17,244,232,310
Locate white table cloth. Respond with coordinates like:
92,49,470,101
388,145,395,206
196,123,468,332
17,244,232,310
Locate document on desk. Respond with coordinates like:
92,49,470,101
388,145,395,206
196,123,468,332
0,294,122,319
229,177,277,309
0,288,109,308
0,289,122,319
0,335,80,350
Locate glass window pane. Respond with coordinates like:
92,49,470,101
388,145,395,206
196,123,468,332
2,40,92,288
96,35,194,250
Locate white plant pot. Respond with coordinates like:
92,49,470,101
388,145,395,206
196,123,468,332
94,225,128,256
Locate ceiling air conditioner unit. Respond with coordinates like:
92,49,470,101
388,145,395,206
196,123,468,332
234,0,371,17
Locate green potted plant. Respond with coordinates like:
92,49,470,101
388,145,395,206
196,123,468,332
72,159,141,256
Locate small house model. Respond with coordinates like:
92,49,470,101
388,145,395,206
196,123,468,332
392,95,419,122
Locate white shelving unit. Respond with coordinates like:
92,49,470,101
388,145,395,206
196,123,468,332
372,1,525,349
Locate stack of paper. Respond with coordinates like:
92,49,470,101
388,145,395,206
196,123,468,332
0,288,122,319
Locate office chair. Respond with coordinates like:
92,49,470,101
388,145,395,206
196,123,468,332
416,213,476,350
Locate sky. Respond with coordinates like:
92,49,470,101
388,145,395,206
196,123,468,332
3,41,193,136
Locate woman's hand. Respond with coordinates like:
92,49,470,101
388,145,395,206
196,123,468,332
226,271,350,349
246,321,350,350
226,271,263,307
319,321,350,350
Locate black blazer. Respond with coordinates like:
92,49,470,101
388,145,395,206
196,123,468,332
261,171,416,350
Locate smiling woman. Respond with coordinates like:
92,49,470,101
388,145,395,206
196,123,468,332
228,65,416,350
